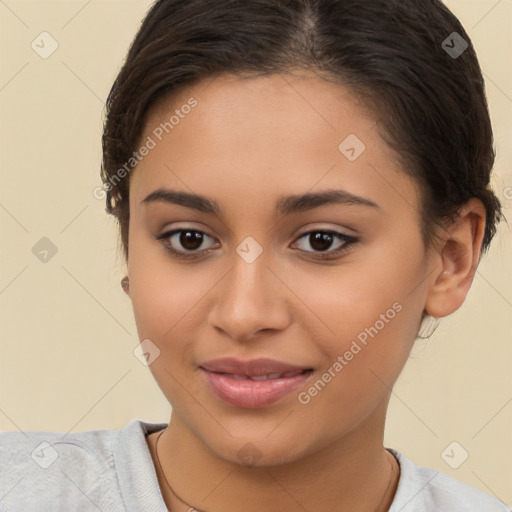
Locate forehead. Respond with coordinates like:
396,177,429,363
146,71,374,149
130,72,420,221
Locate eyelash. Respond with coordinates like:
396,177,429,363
155,228,358,261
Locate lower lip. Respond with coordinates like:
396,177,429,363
201,369,312,409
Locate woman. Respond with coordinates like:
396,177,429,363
0,0,508,510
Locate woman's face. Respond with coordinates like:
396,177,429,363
126,72,438,465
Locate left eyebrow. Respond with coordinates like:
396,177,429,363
276,188,380,215
141,187,380,216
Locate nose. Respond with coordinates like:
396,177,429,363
208,253,292,343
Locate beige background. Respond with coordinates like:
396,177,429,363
0,0,511,506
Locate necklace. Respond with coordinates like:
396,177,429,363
154,429,398,512
154,429,208,512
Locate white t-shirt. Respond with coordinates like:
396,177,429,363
0,419,508,511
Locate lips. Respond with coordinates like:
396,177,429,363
200,357,313,409
200,357,310,376
222,371,304,381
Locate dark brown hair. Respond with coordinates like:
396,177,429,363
101,0,503,261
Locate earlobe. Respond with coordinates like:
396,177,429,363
424,198,486,318
121,276,130,296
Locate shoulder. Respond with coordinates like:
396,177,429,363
0,419,167,512
388,448,510,512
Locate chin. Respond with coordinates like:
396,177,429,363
204,433,310,468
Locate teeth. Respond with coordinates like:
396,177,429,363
223,371,305,380
244,371,304,380
250,372,285,380
282,371,303,378
229,374,249,380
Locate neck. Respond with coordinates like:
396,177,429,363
151,399,400,512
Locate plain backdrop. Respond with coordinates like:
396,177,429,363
0,0,511,506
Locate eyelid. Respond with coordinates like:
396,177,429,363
155,224,359,261
291,229,358,256
294,223,358,238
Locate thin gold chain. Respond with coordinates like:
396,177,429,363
154,428,398,512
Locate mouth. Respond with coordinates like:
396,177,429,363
217,370,308,381
199,357,314,409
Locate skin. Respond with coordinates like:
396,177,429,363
122,71,486,512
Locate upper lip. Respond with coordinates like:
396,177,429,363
200,357,312,377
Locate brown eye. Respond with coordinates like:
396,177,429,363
175,230,205,251
292,230,358,259
155,228,358,261
156,229,217,259
307,232,336,252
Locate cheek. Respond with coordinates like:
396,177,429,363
128,255,210,344
126,238,213,407
296,303,416,445
301,238,424,346
294,240,426,423
127,218,201,337
296,271,416,389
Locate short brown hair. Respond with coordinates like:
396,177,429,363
101,0,503,261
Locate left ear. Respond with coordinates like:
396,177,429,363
424,198,486,318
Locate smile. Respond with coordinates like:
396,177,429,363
199,358,314,409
